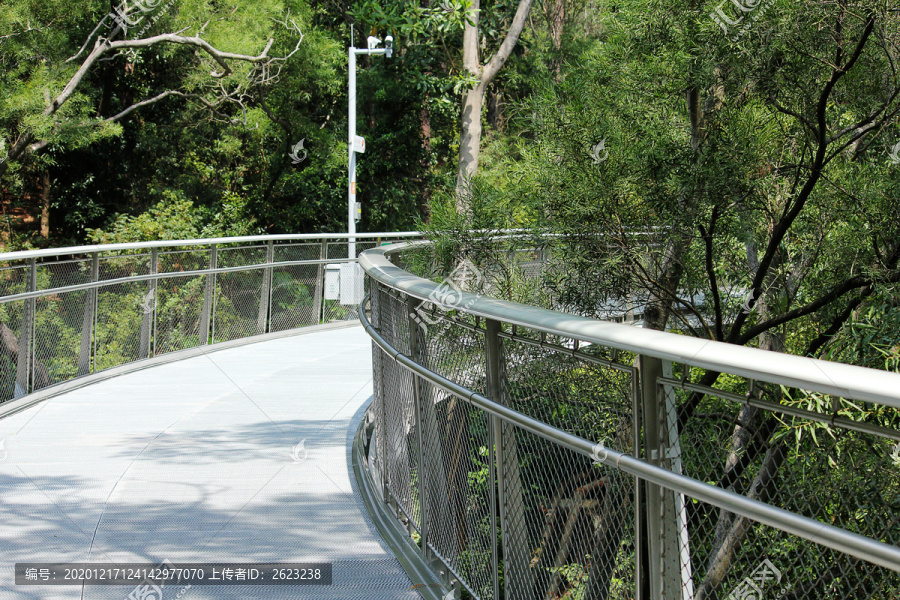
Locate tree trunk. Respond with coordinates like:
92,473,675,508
548,0,565,80
454,0,534,201
456,81,487,202
40,172,51,238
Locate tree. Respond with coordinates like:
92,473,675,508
432,0,900,596
455,0,534,199
0,0,306,242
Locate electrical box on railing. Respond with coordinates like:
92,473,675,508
339,263,364,305
324,264,341,300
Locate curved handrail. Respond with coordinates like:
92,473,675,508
360,243,900,408
358,240,900,599
0,232,421,407
0,231,422,262
358,294,900,573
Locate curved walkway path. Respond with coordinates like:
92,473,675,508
0,325,422,599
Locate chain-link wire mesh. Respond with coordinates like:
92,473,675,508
211,244,268,343
0,235,413,404
361,247,900,600
269,241,323,332
662,378,900,600
32,258,93,390
93,252,151,372
154,248,209,355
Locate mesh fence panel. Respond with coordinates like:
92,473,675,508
0,298,26,400
0,235,405,404
93,253,150,372
666,380,900,599
155,248,209,355
269,242,322,332
363,252,900,600
212,244,267,343
32,258,92,390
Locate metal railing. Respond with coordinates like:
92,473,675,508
0,232,420,405
358,243,900,600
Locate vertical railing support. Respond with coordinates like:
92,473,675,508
485,320,503,600
199,245,217,345
14,259,36,398
485,319,530,600
407,297,429,556
638,354,682,599
139,248,158,359
258,241,274,334
78,253,99,376
313,239,327,325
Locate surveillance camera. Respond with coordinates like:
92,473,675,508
385,35,393,58
367,36,381,51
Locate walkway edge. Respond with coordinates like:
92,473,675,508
0,321,360,421
352,409,450,600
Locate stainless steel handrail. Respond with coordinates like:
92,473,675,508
0,231,422,262
357,240,900,599
360,243,900,408
0,232,422,406
359,295,900,573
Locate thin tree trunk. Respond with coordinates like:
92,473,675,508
456,82,487,201
40,172,50,238
455,0,534,201
549,0,564,80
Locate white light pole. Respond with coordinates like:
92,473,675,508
348,31,393,259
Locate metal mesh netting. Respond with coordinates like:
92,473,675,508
665,381,900,599
373,287,420,531
422,384,495,599
363,261,900,600
93,253,151,372
154,248,209,355
503,425,636,600
0,236,393,403
32,258,93,390
499,333,637,600
212,244,268,343
269,242,322,332
417,310,494,598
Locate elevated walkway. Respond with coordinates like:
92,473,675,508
0,325,423,599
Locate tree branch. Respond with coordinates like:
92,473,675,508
481,0,534,85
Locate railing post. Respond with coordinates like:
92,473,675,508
78,253,99,376
485,319,530,600
407,297,429,557
139,248,158,359
14,259,36,398
313,239,326,325
638,354,683,600
258,241,274,334
199,245,217,345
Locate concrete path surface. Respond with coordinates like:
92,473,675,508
0,326,422,599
